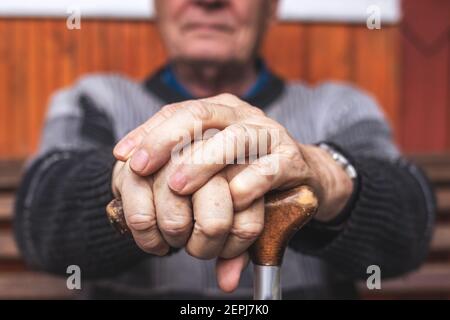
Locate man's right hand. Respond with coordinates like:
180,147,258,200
111,159,264,260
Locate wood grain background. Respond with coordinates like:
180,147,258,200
0,7,448,158
0,20,402,159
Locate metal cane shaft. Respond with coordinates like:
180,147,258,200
254,265,281,300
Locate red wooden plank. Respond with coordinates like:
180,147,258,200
353,26,401,140
305,24,352,83
262,23,305,81
399,0,450,153
0,20,8,156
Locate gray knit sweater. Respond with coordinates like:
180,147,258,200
14,69,435,299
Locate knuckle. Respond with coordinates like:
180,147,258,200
138,236,165,255
126,213,157,232
216,93,240,104
185,101,213,121
229,179,248,199
229,175,270,210
159,103,180,118
228,123,248,136
140,123,153,135
195,218,231,239
158,218,192,237
257,162,276,179
229,179,253,204
284,147,302,162
231,222,264,241
279,147,306,172
218,93,238,100
248,105,265,116
185,246,210,260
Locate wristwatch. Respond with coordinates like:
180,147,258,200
317,142,358,180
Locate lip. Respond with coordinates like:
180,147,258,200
182,22,234,34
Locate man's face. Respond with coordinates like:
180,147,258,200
155,0,277,64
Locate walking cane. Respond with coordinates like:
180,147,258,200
106,185,318,300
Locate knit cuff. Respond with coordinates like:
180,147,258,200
290,156,433,278
71,148,147,277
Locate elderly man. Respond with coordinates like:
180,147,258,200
15,0,434,299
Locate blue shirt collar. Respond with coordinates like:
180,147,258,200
161,59,272,100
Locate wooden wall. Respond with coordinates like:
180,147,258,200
400,0,450,152
0,19,402,159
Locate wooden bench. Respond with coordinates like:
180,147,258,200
358,154,450,299
1,156,450,299
0,160,74,299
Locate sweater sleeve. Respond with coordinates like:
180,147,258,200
289,83,436,279
14,88,146,278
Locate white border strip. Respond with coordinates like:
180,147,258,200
0,0,401,23
279,0,401,23
0,0,154,19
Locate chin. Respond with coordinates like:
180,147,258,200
177,39,242,63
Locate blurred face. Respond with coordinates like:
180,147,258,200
155,0,277,64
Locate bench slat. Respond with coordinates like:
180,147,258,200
410,154,450,186
0,229,19,260
436,189,450,216
0,193,14,221
0,272,75,299
0,160,24,190
1,224,450,262
358,264,450,297
431,224,450,252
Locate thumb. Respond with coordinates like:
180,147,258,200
215,252,249,293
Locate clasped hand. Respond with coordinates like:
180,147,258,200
111,94,353,292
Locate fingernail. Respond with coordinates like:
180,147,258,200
130,149,150,172
169,171,187,192
115,138,135,158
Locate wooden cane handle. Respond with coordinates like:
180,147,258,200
106,198,129,236
249,186,318,266
106,185,318,266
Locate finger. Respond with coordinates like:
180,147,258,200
116,94,248,161
168,123,273,194
220,197,264,259
215,252,249,293
114,103,184,160
186,174,233,260
201,93,248,108
201,93,266,118
120,165,170,255
129,100,240,176
153,165,193,248
229,147,309,211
